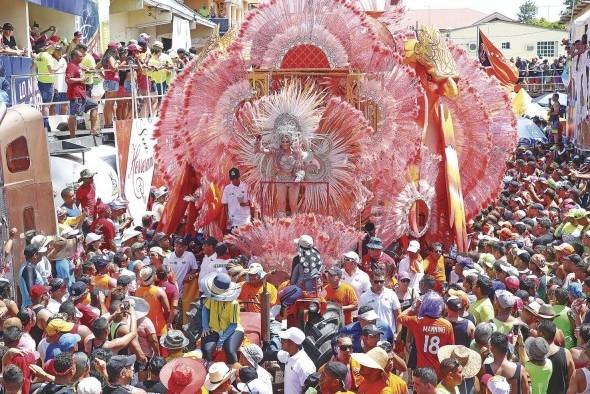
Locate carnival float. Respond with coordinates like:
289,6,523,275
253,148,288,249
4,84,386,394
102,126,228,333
153,0,518,272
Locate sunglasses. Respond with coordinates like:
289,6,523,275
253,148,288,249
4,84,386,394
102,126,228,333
373,280,385,284
338,345,353,351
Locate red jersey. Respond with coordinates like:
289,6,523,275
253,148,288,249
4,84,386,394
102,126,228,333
90,218,115,249
76,182,96,217
398,315,454,377
66,61,86,100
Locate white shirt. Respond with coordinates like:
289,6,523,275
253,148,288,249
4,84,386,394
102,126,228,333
164,251,198,294
256,365,273,393
359,287,401,332
47,297,62,315
398,256,424,290
37,338,49,362
54,57,67,93
35,257,52,285
284,349,316,394
342,267,371,299
198,252,218,285
221,181,251,228
242,378,272,394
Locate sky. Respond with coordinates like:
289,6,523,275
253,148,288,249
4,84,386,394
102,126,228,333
406,0,566,22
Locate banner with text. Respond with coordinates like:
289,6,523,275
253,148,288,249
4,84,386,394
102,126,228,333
124,118,157,225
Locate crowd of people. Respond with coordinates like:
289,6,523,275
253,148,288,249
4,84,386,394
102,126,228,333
0,21,197,134
0,136,589,394
511,55,567,91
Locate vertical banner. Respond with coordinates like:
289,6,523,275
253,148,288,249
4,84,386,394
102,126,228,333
124,118,157,224
172,16,191,51
75,0,100,52
114,119,133,193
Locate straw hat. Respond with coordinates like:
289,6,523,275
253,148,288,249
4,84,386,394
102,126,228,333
204,362,235,391
351,347,388,371
437,345,482,379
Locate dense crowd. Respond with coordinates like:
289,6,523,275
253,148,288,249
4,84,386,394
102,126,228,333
0,21,196,135
2,16,590,394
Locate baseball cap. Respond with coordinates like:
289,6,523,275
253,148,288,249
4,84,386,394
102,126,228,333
294,235,314,249
343,251,360,263
2,23,14,31
279,327,305,345
106,355,137,378
495,290,516,309
49,277,66,292
407,240,420,253
362,324,380,336
357,306,379,321
446,296,462,312
69,281,88,299
326,266,343,277
85,233,102,245
29,284,50,298
505,276,520,291
153,232,168,242
58,333,81,352
229,167,240,179
117,275,134,287
46,319,74,336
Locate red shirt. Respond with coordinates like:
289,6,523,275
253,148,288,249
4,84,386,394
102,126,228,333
10,354,31,394
361,252,396,274
90,218,115,249
76,182,96,217
158,280,179,306
76,301,99,327
398,315,454,377
66,61,86,100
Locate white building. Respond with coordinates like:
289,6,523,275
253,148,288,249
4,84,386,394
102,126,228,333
403,9,568,60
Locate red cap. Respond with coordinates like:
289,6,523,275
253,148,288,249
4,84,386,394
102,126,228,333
505,275,520,291
107,42,120,49
29,284,50,298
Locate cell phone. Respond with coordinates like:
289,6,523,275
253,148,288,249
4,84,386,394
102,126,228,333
512,324,521,335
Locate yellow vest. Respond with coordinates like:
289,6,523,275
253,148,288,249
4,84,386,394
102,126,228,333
34,52,55,84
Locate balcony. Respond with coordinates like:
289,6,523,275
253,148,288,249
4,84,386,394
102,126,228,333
209,17,229,35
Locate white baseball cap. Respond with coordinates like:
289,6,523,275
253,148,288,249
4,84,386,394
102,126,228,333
407,240,420,253
84,233,102,245
343,251,360,263
278,327,305,345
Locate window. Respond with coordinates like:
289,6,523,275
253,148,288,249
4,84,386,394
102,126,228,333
537,41,557,58
23,206,35,232
501,42,510,49
526,45,535,51
6,136,30,173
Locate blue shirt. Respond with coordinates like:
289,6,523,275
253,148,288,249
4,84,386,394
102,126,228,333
54,258,74,288
18,261,42,308
338,320,394,353
61,203,81,217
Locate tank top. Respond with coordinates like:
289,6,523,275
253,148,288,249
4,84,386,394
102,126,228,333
30,305,47,344
484,362,523,394
548,347,568,394
581,368,590,394
525,360,553,394
135,285,168,336
451,319,471,347
108,321,129,355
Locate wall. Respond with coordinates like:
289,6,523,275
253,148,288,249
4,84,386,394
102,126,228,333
2,0,28,50
448,21,568,60
28,2,77,45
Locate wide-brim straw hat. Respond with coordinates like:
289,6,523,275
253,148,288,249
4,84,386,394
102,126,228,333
437,345,482,379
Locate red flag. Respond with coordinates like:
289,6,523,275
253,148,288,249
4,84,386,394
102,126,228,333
478,30,519,88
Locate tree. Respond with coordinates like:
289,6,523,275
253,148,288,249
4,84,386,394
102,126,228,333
518,0,539,23
560,0,575,19
528,17,567,30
